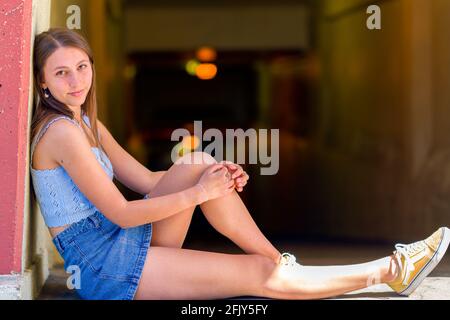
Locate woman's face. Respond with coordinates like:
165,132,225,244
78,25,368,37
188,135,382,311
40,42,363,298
41,46,92,109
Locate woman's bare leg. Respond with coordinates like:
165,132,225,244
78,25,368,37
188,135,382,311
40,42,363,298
134,247,270,299
148,152,216,248
134,246,398,300
262,255,398,299
148,152,281,263
139,151,399,299
199,184,281,263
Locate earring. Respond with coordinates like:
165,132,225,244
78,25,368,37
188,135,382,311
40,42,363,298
44,88,50,98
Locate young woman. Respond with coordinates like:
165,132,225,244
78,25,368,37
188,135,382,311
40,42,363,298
30,28,449,300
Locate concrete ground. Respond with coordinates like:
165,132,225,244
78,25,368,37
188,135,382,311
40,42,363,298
37,241,450,300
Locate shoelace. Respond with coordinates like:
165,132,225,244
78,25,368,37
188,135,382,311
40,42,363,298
279,252,300,268
394,241,427,285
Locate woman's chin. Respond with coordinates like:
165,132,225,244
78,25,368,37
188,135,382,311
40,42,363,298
65,96,87,107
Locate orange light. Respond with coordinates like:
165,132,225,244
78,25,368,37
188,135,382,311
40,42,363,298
196,63,217,80
196,47,217,62
182,135,200,150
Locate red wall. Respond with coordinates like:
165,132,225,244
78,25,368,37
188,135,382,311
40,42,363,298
0,0,33,274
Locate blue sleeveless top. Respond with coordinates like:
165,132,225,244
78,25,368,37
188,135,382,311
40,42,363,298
30,114,114,227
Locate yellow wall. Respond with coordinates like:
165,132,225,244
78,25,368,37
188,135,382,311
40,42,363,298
22,0,56,300
313,0,450,241
124,4,309,51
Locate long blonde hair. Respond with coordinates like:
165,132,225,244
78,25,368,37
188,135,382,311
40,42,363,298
31,28,101,149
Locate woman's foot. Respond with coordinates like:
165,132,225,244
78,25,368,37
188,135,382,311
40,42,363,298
387,227,450,296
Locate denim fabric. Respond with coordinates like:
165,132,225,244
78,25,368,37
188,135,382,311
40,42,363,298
52,210,152,300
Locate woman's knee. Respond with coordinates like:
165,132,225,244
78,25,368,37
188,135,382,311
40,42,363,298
152,152,217,194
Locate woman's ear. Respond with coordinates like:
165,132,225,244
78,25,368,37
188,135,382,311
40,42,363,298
40,74,46,88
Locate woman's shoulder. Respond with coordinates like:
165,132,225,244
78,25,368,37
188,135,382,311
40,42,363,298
32,115,85,169
46,114,81,129
34,115,81,146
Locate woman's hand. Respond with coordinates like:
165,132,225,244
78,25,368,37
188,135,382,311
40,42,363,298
219,160,249,192
197,164,236,202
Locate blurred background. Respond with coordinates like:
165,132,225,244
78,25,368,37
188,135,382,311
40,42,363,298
48,0,450,247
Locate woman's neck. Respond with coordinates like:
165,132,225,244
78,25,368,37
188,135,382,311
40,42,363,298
68,105,83,123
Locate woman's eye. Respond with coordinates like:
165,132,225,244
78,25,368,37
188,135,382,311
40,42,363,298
79,64,87,70
56,70,66,76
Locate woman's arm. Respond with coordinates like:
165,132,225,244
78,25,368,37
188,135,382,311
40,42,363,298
121,185,203,228
47,120,204,228
96,120,165,195
145,170,166,194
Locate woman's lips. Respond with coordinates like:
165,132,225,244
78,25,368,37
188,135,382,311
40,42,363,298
68,89,84,97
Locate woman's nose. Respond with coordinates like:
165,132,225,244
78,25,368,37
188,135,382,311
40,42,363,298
67,72,81,88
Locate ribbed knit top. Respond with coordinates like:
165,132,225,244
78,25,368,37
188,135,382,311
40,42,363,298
30,114,114,227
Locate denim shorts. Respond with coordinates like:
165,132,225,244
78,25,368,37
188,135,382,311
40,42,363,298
52,210,153,300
